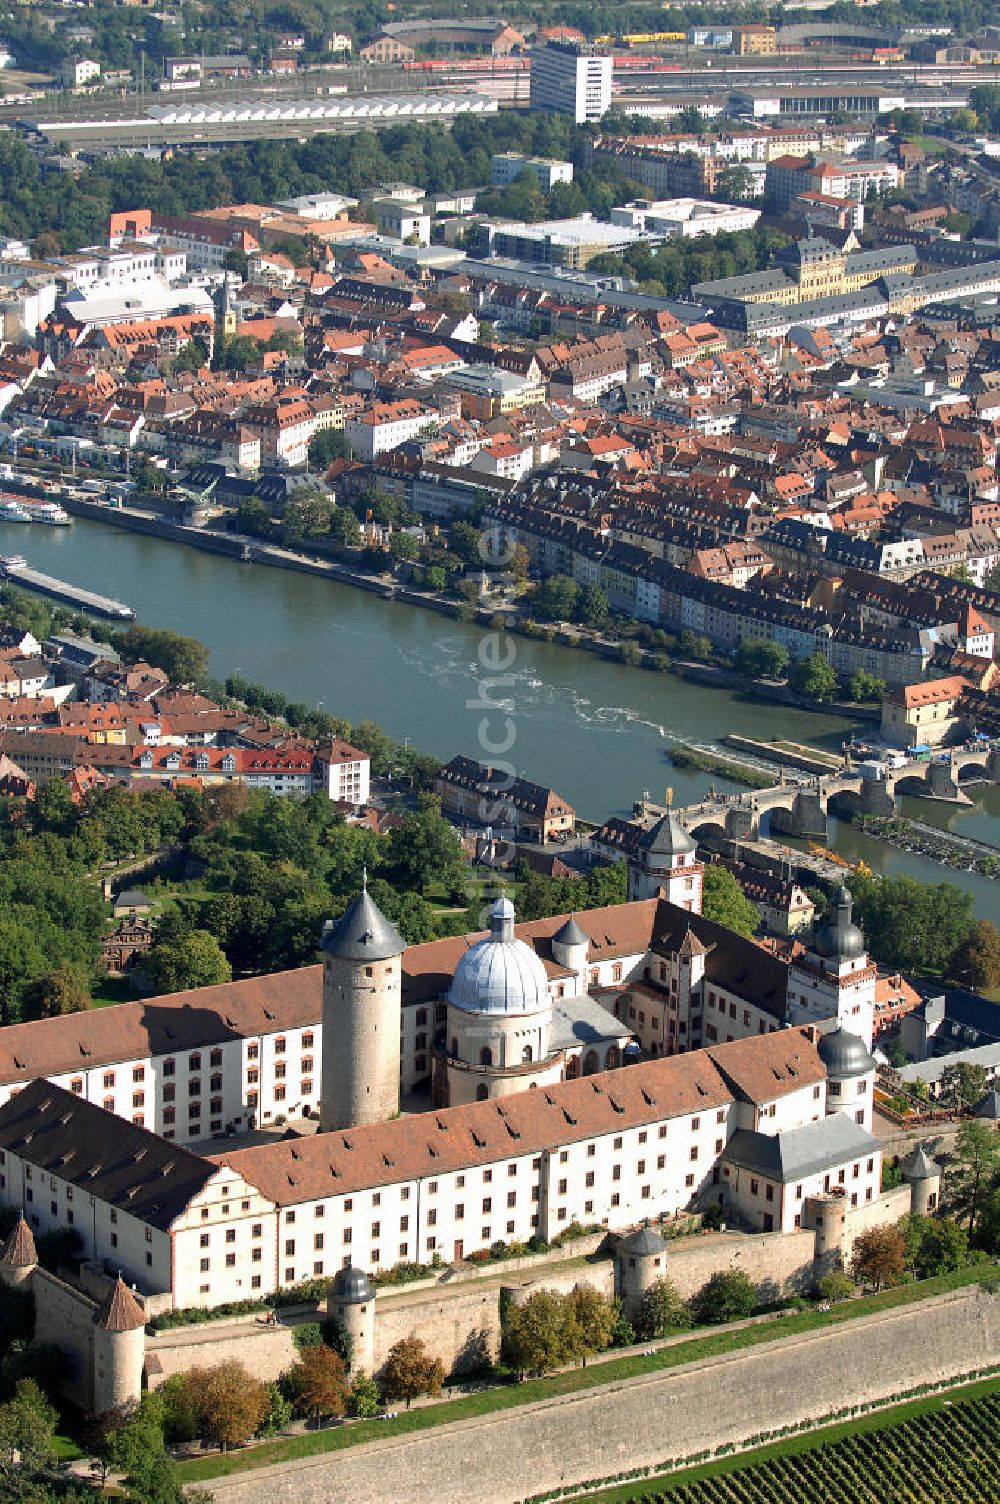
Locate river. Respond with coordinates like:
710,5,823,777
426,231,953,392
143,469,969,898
6,516,999,921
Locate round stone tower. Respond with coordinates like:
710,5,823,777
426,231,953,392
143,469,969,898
92,1277,146,1414
320,880,405,1133
0,1214,37,1289
617,1221,669,1322
899,1144,942,1217
327,1263,376,1373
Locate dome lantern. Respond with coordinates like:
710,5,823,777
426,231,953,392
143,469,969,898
448,897,550,1016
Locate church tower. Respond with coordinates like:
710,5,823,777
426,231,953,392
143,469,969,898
628,802,703,911
320,881,405,1133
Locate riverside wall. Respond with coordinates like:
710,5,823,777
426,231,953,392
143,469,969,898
201,1282,1000,1504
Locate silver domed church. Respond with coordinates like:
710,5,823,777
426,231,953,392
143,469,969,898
440,897,633,1106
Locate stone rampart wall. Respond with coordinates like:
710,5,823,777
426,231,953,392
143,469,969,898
30,1268,100,1412
203,1283,1000,1504
146,1321,298,1388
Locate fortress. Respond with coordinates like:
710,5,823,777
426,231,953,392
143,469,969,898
0,824,943,1406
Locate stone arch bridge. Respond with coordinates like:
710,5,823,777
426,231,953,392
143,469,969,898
673,745,1000,844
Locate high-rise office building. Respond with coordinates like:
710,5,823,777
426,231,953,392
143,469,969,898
529,41,612,123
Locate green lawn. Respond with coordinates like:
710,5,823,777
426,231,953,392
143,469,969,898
579,1376,1000,1502
175,1266,999,1485
89,976,137,1009
52,1432,84,1462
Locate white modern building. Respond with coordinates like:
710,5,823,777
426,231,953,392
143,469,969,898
491,153,575,191
529,41,612,124
609,198,761,238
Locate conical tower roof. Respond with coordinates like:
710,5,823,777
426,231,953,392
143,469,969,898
638,808,696,859
1,1214,36,1269
678,926,711,959
93,1276,146,1332
553,915,588,948
974,1089,1000,1120
619,1220,668,1256
899,1144,940,1181
321,881,404,963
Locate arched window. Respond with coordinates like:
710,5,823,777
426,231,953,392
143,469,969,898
476,1084,488,1101
521,1045,533,1063
565,1056,579,1080
479,1046,493,1067
583,1050,599,1076
605,1045,620,1070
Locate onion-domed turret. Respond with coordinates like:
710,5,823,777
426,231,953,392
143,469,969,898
331,1263,375,1306
448,898,549,1016
817,1026,875,1081
813,887,865,963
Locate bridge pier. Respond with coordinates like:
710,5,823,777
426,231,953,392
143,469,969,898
927,759,962,802
858,777,896,819
987,749,1000,783
769,790,828,840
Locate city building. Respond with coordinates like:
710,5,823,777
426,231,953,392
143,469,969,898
529,41,612,124
491,154,575,191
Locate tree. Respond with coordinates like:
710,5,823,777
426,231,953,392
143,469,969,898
509,543,530,584
735,640,789,679
849,1225,906,1289
114,625,209,684
389,531,420,564
501,1290,580,1377
847,670,885,704
83,1405,135,1487
145,927,232,994
217,335,261,372
330,507,362,548
701,866,759,939
949,1120,1000,1237
96,1394,186,1504
533,574,580,622
816,1269,854,1303
903,1213,968,1279
0,1379,57,1502
568,1285,616,1357
984,560,1000,593
717,163,755,203
185,1361,269,1450
577,584,610,629
635,1276,691,1339
676,105,707,134
281,488,335,545
790,652,839,701
386,801,465,896
288,1345,348,1423
848,872,974,977
347,1370,382,1418
173,338,209,374
691,1270,757,1324
380,1336,444,1408
19,964,90,1021
953,919,1000,993
939,1061,989,1110
678,629,712,662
